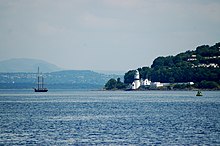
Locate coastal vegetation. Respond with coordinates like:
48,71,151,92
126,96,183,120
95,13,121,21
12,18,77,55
105,42,220,90
104,78,126,90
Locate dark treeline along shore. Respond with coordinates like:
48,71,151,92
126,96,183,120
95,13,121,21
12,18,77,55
105,42,220,90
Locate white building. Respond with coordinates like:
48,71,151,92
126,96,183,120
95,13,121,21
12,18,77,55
131,70,164,90
150,82,164,89
143,79,151,86
132,70,141,90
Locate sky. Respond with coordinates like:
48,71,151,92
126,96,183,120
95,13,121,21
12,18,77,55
0,0,220,72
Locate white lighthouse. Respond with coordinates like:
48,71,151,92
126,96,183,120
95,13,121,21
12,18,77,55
132,70,141,90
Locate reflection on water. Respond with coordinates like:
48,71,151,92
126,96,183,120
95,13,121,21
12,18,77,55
0,90,220,145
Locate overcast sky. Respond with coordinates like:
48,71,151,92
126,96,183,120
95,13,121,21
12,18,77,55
0,0,220,71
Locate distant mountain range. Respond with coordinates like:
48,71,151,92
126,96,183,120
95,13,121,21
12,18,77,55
0,58,62,73
0,58,123,89
0,70,122,89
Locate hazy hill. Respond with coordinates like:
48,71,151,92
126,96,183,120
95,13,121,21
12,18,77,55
0,58,62,73
47,70,120,85
0,58,123,89
0,70,122,89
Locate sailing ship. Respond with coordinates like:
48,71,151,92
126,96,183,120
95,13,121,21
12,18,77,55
34,67,48,92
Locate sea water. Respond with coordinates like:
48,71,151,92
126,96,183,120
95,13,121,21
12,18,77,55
0,90,220,145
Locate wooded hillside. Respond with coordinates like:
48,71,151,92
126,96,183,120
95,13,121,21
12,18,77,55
123,42,220,89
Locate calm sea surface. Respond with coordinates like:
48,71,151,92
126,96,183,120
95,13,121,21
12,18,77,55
0,90,220,145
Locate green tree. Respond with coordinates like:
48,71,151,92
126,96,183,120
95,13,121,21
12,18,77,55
198,80,219,89
139,67,152,80
124,70,136,84
116,78,126,89
104,78,117,90
151,57,165,68
169,77,175,83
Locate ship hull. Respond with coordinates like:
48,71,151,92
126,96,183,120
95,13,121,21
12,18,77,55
34,88,48,92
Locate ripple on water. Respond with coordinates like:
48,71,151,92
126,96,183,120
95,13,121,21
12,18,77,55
0,90,220,145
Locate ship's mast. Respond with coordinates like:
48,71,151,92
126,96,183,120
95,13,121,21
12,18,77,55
42,76,44,89
40,72,43,89
38,67,40,90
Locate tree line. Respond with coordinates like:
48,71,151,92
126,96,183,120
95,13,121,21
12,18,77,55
105,42,220,90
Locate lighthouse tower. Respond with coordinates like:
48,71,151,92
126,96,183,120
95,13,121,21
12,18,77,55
132,70,141,90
